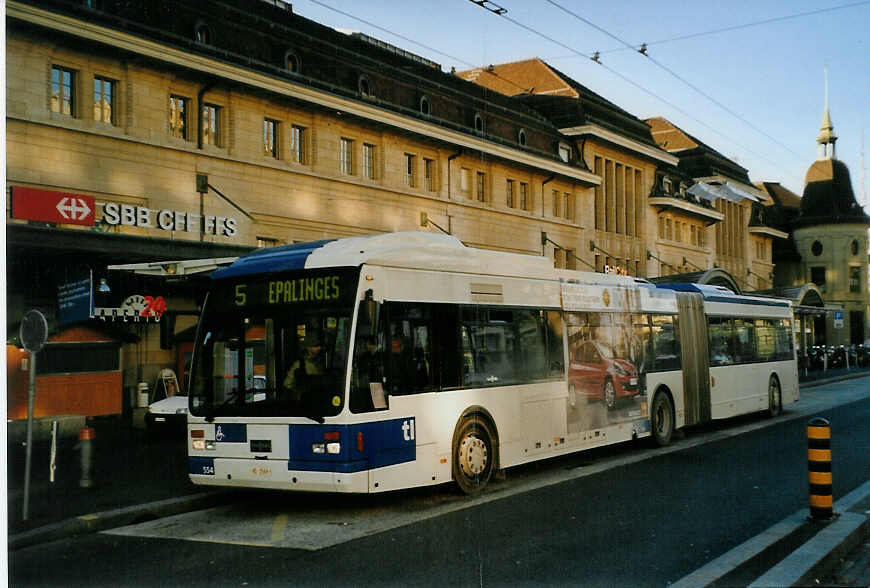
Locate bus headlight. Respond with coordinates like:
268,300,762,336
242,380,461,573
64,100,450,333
312,443,326,454
326,442,341,454
192,439,206,450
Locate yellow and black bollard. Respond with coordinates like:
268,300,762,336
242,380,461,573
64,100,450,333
807,417,833,520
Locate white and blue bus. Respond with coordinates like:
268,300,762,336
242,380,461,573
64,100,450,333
187,232,797,494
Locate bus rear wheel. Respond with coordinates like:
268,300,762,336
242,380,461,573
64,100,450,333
650,390,674,447
453,416,495,495
767,376,782,417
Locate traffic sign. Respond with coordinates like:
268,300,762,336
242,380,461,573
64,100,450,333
20,309,48,353
10,186,95,226
834,310,844,329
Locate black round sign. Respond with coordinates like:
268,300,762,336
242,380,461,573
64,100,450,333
20,310,48,353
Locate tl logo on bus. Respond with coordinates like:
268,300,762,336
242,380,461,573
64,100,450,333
402,419,416,442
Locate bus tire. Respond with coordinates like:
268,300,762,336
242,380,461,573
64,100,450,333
453,415,495,495
767,375,782,417
604,378,617,411
650,389,674,447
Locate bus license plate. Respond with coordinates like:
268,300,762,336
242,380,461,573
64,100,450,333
251,466,272,477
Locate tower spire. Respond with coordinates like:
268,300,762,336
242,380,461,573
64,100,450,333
817,67,837,159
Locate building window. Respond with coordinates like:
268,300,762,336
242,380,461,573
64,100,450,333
554,248,565,269
195,23,211,44
169,95,188,139
460,168,471,196
520,182,529,211
675,221,682,242
257,236,280,248
93,76,114,124
476,171,486,203
665,218,672,240
564,192,573,221
663,177,672,194
51,66,75,116
811,266,826,288
264,118,279,158
811,240,823,256
558,144,571,163
658,216,665,239
285,51,300,73
850,266,861,293
424,158,435,191
359,75,371,97
552,189,560,217
852,240,859,256
340,138,354,175
419,96,431,116
291,125,306,163
363,143,376,180
518,128,527,146
565,248,577,270
404,153,416,187
474,112,483,133
201,103,220,147
506,179,515,208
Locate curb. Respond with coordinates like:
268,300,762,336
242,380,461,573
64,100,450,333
749,512,869,587
9,490,230,551
672,480,870,587
799,370,870,389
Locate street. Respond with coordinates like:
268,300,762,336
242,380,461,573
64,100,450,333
9,376,870,587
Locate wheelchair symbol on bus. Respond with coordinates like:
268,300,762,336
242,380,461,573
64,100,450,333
215,425,225,441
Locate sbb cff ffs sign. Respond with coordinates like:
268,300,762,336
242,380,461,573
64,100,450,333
11,186,95,226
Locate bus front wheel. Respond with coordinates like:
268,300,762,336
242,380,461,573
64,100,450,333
767,376,782,417
650,390,674,447
453,416,495,495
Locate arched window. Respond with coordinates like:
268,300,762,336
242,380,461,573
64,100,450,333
359,75,371,97
195,23,211,45
284,50,300,73
517,128,527,146
474,112,484,133
419,95,431,116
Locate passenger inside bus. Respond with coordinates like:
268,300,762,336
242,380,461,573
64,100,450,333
283,330,324,401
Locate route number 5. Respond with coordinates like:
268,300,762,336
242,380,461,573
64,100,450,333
234,284,247,306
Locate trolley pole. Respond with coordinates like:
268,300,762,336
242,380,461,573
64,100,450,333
807,417,833,520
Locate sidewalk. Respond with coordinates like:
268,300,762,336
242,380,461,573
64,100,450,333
6,415,214,541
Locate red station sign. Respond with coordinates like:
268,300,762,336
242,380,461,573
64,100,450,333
11,186,96,226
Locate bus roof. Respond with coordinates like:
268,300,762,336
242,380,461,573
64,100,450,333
655,282,791,308
212,232,559,280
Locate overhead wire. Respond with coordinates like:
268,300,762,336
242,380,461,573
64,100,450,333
490,7,803,185
545,0,806,162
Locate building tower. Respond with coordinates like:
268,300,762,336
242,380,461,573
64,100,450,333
793,77,870,346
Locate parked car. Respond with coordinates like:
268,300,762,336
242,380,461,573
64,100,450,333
145,395,188,437
568,340,639,411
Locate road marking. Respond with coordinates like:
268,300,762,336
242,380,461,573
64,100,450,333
271,514,288,544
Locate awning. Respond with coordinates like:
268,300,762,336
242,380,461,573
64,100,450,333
107,257,238,276
687,182,759,203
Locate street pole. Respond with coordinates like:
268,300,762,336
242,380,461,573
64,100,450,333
23,351,36,521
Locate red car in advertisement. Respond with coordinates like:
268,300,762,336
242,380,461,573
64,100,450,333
568,340,639,411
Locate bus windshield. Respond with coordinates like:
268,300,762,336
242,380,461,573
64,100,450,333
189,268,358,420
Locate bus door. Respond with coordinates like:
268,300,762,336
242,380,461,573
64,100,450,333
676,292,710,425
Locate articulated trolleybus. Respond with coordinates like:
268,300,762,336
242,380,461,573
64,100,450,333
187,232,798,494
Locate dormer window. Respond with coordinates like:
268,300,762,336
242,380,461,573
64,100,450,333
679,182,687,196
419,95,430,115
518,128,527,146
474,112,484,133
285,50,300,73
195,23,211,45
662,176,673,194
359,75,371,97
558,142,572,163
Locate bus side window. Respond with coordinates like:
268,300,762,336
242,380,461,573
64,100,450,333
708,317,733,366
546,310,565,377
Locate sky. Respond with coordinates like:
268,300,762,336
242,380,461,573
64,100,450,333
294,0,869,201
